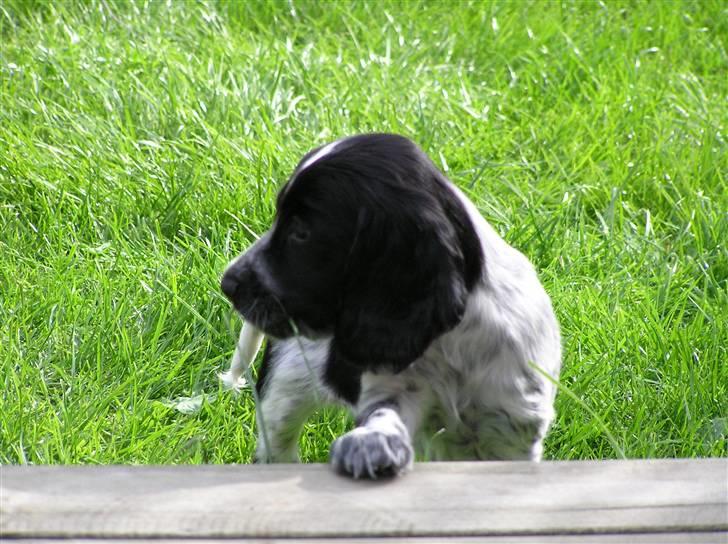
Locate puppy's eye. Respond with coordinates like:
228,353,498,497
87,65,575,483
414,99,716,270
288,226,310,244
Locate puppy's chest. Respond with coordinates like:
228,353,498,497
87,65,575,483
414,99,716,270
413,353,482,433
414,387,532,461
412,344,532,460
417,336,502,415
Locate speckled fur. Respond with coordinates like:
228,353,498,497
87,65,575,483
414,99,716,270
244,182,560,475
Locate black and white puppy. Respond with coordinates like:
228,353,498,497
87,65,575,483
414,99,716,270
220,134,561,478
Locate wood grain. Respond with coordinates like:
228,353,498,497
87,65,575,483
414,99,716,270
1,459,726,540
5,535,727,544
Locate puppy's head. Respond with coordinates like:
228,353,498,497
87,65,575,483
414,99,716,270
222,134,482,374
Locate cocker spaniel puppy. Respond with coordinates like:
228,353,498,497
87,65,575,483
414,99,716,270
220,134,561,478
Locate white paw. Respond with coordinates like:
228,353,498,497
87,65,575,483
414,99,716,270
329,427,414,479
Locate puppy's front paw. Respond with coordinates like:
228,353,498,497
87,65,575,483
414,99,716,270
329,427,413,479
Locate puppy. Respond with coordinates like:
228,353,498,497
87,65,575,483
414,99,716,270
221,134,561,478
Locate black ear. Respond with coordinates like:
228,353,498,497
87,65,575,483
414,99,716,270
330,182,482,375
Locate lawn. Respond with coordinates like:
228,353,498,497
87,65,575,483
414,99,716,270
1,0,726,464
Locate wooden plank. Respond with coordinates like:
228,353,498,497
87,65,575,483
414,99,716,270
1,459,726,540
4,535,727,543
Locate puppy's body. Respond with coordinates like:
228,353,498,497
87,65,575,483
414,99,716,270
222,134,560,478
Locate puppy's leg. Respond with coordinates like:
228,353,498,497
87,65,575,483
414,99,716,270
253,338,330,463
329,371,426,479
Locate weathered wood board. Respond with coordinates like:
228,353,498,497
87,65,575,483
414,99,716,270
1,459,726,542
4,536,728,544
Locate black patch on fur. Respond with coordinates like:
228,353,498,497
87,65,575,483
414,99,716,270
355,399,400,427
324,355,361,404
316,135,484,396
255,340,274,397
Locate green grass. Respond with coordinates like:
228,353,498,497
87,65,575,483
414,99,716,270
1,0,726,465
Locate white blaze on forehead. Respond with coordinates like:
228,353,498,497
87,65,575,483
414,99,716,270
298,140,341,172
281,139,343,200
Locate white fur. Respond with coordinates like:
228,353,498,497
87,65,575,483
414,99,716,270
299,141,340,172
253,338,335,463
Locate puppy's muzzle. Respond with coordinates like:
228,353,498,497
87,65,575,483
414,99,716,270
220,253,293,338
220,271,241,300
220,262,261,309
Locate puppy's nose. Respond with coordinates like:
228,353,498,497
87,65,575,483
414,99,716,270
220,272,239,299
